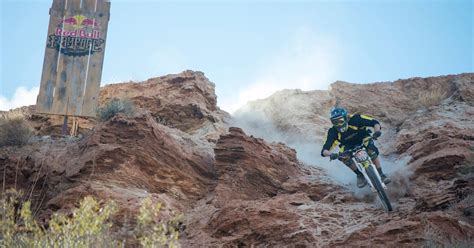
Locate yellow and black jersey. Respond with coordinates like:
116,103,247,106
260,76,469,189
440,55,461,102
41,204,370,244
321,114,380,156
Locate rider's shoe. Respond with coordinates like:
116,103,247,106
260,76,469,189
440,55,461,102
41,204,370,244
380,174,391,185
357,174,367,188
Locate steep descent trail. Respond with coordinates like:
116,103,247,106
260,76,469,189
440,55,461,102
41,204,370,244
1,71,472,246
231,73,474,246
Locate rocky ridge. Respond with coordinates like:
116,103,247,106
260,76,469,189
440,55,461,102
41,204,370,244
0,71,473,247
233,73,473,246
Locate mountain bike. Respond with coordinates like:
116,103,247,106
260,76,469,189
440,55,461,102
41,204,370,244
340,143,393,212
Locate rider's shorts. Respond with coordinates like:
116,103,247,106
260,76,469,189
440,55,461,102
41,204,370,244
340,138,379,166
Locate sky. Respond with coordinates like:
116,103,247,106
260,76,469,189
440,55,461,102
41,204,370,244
1,0,472,113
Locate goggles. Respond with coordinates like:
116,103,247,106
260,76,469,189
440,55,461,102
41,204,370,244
331,117,346,127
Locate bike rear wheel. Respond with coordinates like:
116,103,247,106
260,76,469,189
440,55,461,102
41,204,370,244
366,166,393,211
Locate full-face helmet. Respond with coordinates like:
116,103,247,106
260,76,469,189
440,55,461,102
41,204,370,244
330,107,348,132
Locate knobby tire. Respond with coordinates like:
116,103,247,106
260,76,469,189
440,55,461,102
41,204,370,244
366,166,393,212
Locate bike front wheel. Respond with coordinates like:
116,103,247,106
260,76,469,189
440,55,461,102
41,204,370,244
366,166,393,212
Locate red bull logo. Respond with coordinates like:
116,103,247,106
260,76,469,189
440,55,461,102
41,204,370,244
55,28,101,39
81,18,98,28
56,14,101,39
49,14,104,56
60,15,100,29
63,17,77,25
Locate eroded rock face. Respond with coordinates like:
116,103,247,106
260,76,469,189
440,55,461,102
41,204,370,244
213,127,302,203
234,73,473,144
0,113,217,225
182,127,349,247
396,102,473,179
0,105,96,137
1,72,473,247
1,70,229,142
331,73,473,126
232,73,474,246
99,70,229,141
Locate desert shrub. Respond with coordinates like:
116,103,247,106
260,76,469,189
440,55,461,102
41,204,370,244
0,114,33,147
0,190,181,247
135,197,182,248
418,86,447,109
45,196,119,247
0,190,118,247
97,98,135,122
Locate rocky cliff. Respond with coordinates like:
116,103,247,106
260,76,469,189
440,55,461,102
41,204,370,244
1,71,472,247
233,73,473,246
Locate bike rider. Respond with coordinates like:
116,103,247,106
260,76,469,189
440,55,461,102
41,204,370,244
321,107,391,188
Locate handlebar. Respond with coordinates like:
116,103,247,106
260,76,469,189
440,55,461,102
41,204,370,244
338,135,375,159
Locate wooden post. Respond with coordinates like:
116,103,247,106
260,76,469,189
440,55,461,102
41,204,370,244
70,117,79,137
61,115,68,135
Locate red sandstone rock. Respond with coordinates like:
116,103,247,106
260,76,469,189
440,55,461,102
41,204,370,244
1,72,473,247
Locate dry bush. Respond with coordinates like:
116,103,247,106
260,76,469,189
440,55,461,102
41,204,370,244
418,86,447,109
0,113,33,147
0,190,181,247
0,107,31,120
97,98,135,122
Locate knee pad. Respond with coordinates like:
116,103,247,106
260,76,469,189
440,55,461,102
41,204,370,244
341,156,353,167
367,149,378,160
365,140,379,160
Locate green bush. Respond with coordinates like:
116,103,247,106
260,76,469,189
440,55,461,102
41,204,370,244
136,198,181,248
97,98,135,122
0,114,33,147
0,189,181,247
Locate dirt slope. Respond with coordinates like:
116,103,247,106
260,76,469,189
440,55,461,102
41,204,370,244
1,71,472,247
232,73,473,246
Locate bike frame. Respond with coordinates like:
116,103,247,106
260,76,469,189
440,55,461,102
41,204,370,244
351,147,387,193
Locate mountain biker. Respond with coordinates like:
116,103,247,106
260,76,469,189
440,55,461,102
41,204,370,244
321,107,391,188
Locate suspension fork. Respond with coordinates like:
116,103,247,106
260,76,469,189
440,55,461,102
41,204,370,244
352,157,388,192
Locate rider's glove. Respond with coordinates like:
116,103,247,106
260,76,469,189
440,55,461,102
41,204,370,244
373,130,382,140
329,153,339,161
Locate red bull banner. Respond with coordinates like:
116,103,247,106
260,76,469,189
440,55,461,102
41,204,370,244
48,14,104,56
36,0,111,117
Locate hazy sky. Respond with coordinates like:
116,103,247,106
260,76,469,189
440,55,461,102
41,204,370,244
1,0,472,113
